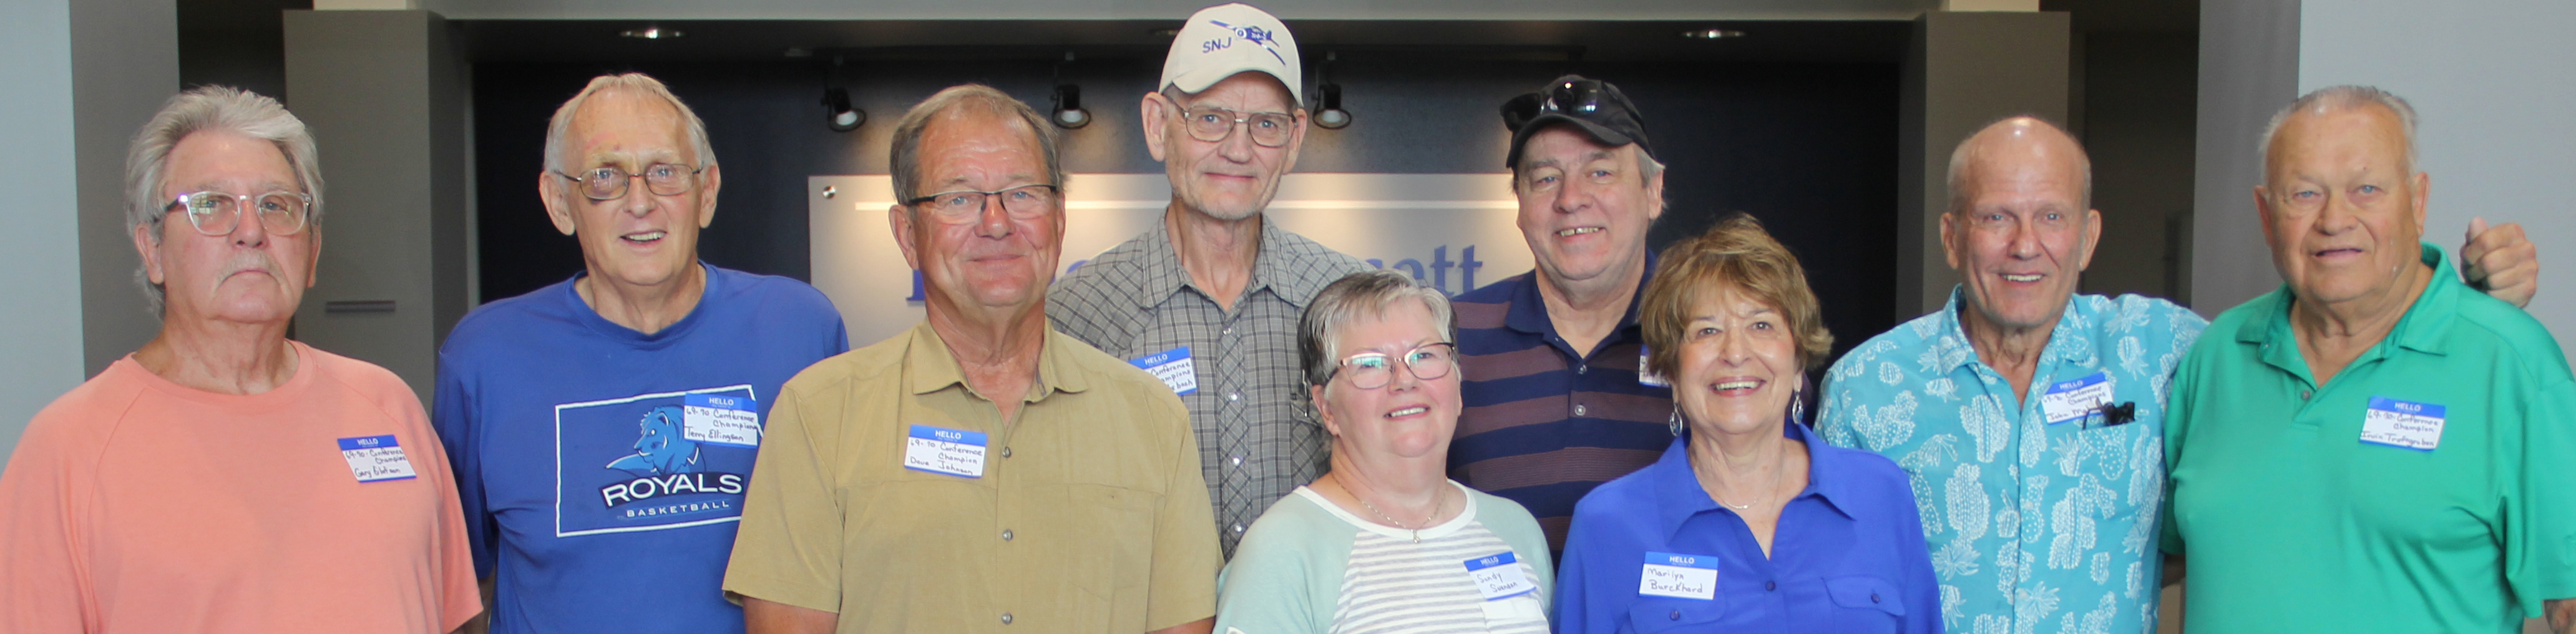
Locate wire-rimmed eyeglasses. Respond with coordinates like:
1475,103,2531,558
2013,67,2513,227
1176,106,1295,147
554,163,705,200
902,183,1062,225
164,190,311,237
1326,343,1458,390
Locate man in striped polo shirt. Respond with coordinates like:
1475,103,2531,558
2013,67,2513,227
1447,76,1674,555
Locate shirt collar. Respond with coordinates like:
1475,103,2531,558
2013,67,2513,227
900,321,1091,402
1502,251,1658,339
1645,421,1855,542
2242,241,2461,367
1133,215,1337,310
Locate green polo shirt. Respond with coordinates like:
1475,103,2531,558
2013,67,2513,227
2160,243,2576,633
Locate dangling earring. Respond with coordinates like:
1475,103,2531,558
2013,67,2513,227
1790,389,1808,425
1669,407,1686,437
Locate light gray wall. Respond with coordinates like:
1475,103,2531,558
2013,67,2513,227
410,0,1937,20
285,9,472,402
76,0,182,376
2297,0,2576,344
0,0,126,471
2187,0,2296,317
1896,10,2072,319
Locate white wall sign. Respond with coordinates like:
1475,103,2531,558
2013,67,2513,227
811,173,1533,347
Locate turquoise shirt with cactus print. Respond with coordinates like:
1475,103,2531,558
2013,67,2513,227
1817,287,2206,634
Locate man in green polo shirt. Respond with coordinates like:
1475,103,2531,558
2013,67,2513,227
2161,85,2576,633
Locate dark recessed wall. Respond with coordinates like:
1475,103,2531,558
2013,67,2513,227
472,55,1900,359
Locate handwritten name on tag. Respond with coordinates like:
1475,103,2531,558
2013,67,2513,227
1638,551,1719,600
1464,551,1538,601
338,435,417,483
2040,371,2116,424
683,394,761,448
904,425,988,477
2360,396,2446,451
1130,348,1199,395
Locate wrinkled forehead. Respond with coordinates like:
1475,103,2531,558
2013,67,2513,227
1959,136,2086,209
1516,125,1634,172
165,130,300,196
2267,105,2411,177
919,109,1048,186
565,90,693,164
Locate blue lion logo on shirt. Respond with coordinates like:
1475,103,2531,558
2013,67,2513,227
605,406,701,477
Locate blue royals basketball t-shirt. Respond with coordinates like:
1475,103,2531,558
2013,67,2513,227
433,263,848,634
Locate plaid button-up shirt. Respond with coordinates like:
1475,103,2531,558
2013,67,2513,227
1047,215,1371,557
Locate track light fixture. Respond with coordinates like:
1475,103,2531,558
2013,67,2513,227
822,87,863,132
1312,52,1351,130
1051,84,1091,129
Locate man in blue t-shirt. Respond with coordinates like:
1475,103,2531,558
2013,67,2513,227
432,73,848,634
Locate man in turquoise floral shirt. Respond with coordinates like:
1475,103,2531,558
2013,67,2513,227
1818,115,2539,634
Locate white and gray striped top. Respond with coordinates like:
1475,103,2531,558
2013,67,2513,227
1216,481,1553,634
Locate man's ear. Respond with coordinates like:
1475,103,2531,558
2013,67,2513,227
2252,186,2277,246
1642,157,1667,222
132,221,165,286
2077,208,2102,272
696,162,724,229
1939,211,1963,271
540,172,577,235
889,204,922,271
2408,171,2431,234
303,228,321,288
1140,92,1174,163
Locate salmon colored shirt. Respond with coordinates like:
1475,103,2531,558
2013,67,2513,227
0,341,481,633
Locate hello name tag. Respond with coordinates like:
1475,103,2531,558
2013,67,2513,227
904,425,988,477
2360,396,2446,451
683,394,761,448
338,435,417,483
1129,348,1198,396
1638,347,1671,388
1639,552,1719,600
2040,371,2117,424
1464,551,1539,601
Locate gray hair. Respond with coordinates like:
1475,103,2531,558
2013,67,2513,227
124,85,323,316
542,73,716,174
1945,115,2092,215
1297,270,1460,389
2259,84,2420,175
889,84,1064,205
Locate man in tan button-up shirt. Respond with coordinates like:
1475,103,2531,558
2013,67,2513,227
723,84,1220,634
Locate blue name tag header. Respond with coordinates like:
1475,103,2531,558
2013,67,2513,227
2368,396,2445,418
2047,371,2108,395
686,393,753,411
1465,551,1520,571
909,425,988,446
1645,551,1719,569
1129,346,1190,369
337,434,399,451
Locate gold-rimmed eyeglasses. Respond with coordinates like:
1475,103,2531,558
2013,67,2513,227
1176,106,1295,147
555,163,705,200
1327,343,1458,390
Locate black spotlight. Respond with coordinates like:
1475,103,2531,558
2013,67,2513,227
822,87,863,132
1051,84,1091,129
1314,83,1352,130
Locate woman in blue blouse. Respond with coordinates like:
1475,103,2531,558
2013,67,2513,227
1554,216,1940,633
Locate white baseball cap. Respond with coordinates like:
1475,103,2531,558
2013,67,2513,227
1161,3,1303,104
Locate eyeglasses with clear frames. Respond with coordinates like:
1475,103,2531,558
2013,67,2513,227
555,163,705,200
902,183,1063,225
1178,106,1295,147
1328,343,1458,390
164,190,311,237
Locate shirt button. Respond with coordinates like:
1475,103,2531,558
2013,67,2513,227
1668,610,1681,621
1578,364,1589,374
1573,404,1588,417
1765,580,1777,591
2300,390,2312,400
1001,446,1013,458
1232,523,1247,534
1001,529,1014,541
1229,455,1243,467
1223,327,1233,335
1228,391,1241,402
1871,593,1882,603
1000,613,1013,625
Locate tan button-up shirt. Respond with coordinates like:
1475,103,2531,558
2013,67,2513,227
724,322,1220,633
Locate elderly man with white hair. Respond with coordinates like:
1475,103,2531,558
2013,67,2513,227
2162,85,2576,633
0,86,482,633
432,73,848,634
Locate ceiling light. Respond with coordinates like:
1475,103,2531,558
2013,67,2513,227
822,88,864,132
1150,27,1181,37
1681,28,1745,39
1051,84,1091,129
620,26,681,39
1313,83,1351,130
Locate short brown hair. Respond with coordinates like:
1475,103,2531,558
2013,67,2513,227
887,84,1063,205
1639,215,1833,380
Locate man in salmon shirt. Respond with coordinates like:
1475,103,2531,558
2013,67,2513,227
0,86,481,633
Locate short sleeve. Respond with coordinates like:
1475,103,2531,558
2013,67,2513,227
395,384,487,631
0,409,96,633
1212,513,1325,634
1144,394,1221,630
1815,368,1862,449
2504,377,2576,613
429,347,497,578
722,378,848,612
2158,342,2205,558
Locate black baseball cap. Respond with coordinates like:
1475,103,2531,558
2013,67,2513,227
1501,75,1656,170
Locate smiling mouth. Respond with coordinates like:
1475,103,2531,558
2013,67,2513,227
1556,227,1603,238
622,230,666,244
2001,273,2044,283
2313,247,2364,258
1385,406,1428,418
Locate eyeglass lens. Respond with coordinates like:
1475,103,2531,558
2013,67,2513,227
1343,344,1458,389
180,192,308,236
919,185,1060,223
1182,107,1293,147
575,163,696,200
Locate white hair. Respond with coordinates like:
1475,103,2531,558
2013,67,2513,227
2260,84,2421,175
124,85,323,316
541,73,716,174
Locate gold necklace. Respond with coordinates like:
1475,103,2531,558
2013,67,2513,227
1340,474,1441,544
